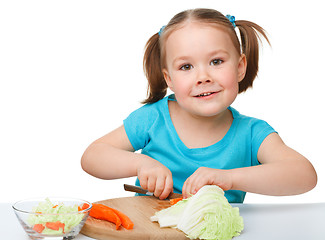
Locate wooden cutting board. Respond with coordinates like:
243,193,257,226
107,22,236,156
80,196,188,240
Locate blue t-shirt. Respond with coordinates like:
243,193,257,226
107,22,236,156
123,95,276,203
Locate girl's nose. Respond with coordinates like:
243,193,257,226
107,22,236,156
197,79,212,85
196,67,212,85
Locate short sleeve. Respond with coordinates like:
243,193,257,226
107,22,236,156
123,104,157,151
251,119,277,166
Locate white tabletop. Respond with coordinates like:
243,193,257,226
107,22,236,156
2,202,325,239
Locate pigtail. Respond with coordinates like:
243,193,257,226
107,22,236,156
142,33,168,104
235,20,270,93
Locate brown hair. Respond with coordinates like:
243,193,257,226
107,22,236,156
142,8,270,104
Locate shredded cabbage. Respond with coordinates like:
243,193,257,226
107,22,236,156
151,185,244,240
28,198,84,234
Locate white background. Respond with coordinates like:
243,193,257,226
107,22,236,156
1,0,324,204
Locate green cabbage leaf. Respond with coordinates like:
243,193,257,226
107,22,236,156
151,185,244,240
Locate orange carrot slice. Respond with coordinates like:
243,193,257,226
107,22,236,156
45,221,65,233
78,203,90,211
82,203,90,210
33,224,45,233
90,204,122,230
170,197,183,205
109,207,134,230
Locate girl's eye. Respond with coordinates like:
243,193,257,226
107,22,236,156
180,64,193,71
210,59,223,66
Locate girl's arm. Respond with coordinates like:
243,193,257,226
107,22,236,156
81,125,173,199
230,132,317,195
81,125,138,179
182,133,317,198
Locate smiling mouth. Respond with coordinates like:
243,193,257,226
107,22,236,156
195,92,216,97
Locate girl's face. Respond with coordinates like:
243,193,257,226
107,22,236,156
163,22,247,118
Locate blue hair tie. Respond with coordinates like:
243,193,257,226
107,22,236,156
158,25,166,36
226,15,236,28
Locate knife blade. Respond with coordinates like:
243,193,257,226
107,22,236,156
123,184,182,199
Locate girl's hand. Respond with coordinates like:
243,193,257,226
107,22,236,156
136,156,173,200
182,167,232,198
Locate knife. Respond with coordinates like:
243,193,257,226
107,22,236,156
123,184,182,199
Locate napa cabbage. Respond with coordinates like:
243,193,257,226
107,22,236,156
150,185,243,240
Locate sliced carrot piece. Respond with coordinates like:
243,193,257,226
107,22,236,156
82,203,90,210
90,203,134,230
33,224,45,233
79,203,90,211
170,197,183,205
45,221,65,233
109,207,134,230
90,204,122,230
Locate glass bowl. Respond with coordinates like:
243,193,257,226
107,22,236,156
12,197,92,240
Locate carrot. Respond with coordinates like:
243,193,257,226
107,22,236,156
33,224,45,233
170,197,183,205
109,207,134,230
78,203,90,211
82,203,90,210
45,221,65,233
90,203,122,230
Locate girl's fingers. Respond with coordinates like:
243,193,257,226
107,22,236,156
137,159,174,198
182,170,204,198
182,178,192,198
147,177,156,193
139,175,148,191
154,176,165,198
159,175,173,200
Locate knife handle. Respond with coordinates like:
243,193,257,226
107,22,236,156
123,184,182,199
123,184,152,195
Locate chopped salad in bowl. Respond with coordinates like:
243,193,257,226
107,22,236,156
12,197,92,239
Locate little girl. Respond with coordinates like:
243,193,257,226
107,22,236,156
81,8,317,203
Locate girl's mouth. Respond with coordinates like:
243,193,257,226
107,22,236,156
195,92,216,97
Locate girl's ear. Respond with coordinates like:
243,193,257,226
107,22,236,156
238,54,247,82
162,69,174,91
